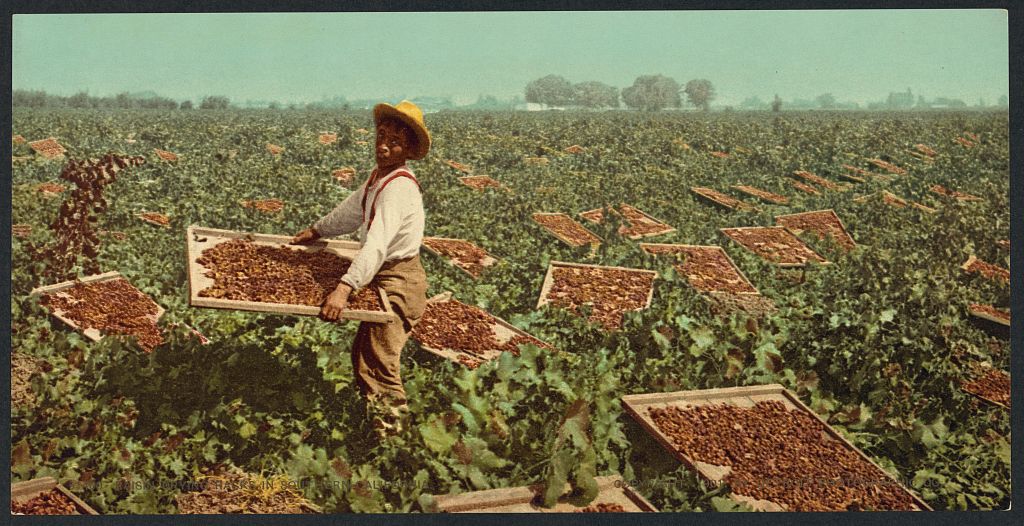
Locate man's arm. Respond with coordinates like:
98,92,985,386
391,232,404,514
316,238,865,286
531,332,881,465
311,187,363,239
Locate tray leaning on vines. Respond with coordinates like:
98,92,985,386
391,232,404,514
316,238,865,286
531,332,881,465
11,477,99,515
186,225,396,323
29,271,165,343
415,292,552,367
621,384,931,512
423,475,656,512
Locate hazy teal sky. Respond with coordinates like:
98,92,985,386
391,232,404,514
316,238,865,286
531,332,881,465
12,10,1009,105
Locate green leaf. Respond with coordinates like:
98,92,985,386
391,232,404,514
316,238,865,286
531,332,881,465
994,438,1011,465
238,422,257,439
419,417,457,454
879,309,896,323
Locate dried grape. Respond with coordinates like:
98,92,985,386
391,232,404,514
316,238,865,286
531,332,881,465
41,278,163,353
11,489,81,515
648,401,919,511
196,239,382,311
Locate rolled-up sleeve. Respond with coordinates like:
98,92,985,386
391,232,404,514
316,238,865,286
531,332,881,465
340,180,412,290
313,188,363,238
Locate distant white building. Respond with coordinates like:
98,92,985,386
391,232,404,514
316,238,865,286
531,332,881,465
514,102,552,111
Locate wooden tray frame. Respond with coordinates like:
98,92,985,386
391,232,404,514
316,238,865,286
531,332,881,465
11,477,100,515
537,260,657,312
531,213,602,248
185,225,396,324
731,185,789,205
417,292,552,366
879,191,938,213
446,159,473,173
458,175,509,192
616,203,677,240
578,207,608,224
967,305,1010,327
691,187,757,211
774,209,857,251
639,243,760,295
790,180,821,195
720,226,830,268
30,271,165,343
138,212,171,228
427,475,657,512
621,384,931,512
961,255,1010,284
422,236,499,279
790,170,842,191
961,368,1010,410
928,184,982,203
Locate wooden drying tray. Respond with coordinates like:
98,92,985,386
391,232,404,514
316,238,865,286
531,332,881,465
960,254,1010,284
853,191,937,214
961,368,1010,410
418,292,551,366
731,185,790,205
621,384,931,512
578,206,611,224
720,226,830,268
30,271,165,343
185,225,396,324
774,209,857,251
690,187,758,211
458,175,511,193
531,212,602,248
616,204,677,240
639,243,761,295
138,212,171,228
11,477,100,515
537,260,657,310
425,475,657,512
967,304,1010,327
421,236,499,280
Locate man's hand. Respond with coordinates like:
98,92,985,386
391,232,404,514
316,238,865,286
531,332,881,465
321,283,352,321
291,227,320,245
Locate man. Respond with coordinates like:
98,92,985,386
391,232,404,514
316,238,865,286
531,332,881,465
291,100,430,437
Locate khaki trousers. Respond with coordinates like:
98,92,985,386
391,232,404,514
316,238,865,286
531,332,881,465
351,254,427,405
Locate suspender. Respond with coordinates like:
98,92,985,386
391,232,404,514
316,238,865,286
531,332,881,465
360,168,421,228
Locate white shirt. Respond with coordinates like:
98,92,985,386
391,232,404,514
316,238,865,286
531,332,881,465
313,165,424,290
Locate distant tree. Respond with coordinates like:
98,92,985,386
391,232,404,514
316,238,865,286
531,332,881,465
916,95,931,109
68,91,91,109
997,94,1008,107
572,81,619,109
268,101,281,110
525,75,575,107
815,93,836,109
200,95,231,110
622,75,681,111
977,98,987,108
683,79,715,111
180,100,194,110
771,94,783,112
887,88,914,110
115,92,135,109
13,89,49,108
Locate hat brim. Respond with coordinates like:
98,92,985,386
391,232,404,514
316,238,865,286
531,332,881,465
373,104,431,160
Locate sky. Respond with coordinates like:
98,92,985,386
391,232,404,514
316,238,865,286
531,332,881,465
11,10,1009,106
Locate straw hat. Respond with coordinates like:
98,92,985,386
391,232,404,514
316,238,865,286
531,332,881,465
373,100,431,160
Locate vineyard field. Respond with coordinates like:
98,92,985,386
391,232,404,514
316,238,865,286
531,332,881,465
9,108,1011,513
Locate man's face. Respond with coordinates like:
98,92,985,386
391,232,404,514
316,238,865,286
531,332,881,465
375,120,413,168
